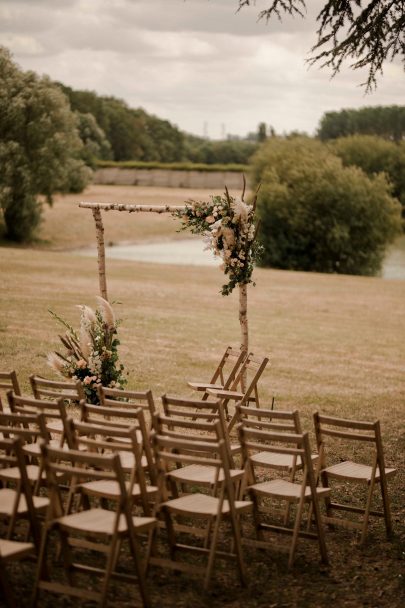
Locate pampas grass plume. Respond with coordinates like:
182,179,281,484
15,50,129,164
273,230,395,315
77,305,97,326
79,326,92,359
47,352,66,375
96,296,115,328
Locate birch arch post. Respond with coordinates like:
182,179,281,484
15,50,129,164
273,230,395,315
79,190,261,389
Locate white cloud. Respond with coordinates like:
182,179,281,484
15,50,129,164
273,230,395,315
0,0,403,139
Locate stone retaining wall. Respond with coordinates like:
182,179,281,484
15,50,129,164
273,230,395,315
94,167,248,189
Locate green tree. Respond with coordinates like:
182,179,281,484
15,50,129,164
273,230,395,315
257,122,268,142
75,112,112,168
318,106,405,142
238,1,405,90
251,137,402,275
0,47,90,241
332,135,405,215
60,85,186,162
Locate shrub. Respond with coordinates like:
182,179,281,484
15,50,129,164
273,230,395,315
252,138,402,275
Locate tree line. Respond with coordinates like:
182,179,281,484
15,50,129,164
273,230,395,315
1,44,404,282
59,84,259,166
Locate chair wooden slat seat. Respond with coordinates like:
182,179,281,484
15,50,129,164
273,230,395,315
0,488,49,515
188,382,226,392
0,538,35,607
0,538,34,560
80,479,158,500
0,464,44,483
167,464,244,486
56,507,156,535
250,479,331,501
251,451,318,470
322,460,397,482
161,493,252,517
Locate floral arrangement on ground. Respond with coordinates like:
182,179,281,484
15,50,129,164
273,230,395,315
173,184,262,295
47,297,127,404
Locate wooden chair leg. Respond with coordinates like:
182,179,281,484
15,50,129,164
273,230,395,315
228,511,247,587
310,496,329,564
99,535,119,608
204,515,222,590
126,528,151,608
360,478,376,545
31,527,51,607
379,475,393,537
288,495,306,569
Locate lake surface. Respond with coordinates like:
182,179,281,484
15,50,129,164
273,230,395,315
75,236,405,280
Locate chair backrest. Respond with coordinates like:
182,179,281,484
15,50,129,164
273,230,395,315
97,386,156,429
313,412,385,469
162,394,227,427
80,401,155,478
230,353,269,403
40,442,130,519
66,417,151,513
238,424,315,487
160,394,233,463
29,375,85,403
0,436,41,548
237,404,303,433
7,392,68,445
236,404,304,469
152,423,236,503
0,410,48,446
0,371,21,411
207,346,247,389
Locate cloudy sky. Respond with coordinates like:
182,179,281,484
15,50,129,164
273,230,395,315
1,0,404,139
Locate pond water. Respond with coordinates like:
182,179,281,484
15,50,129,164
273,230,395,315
75,235,405,280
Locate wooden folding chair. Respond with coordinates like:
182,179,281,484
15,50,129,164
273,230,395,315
66,418,157,515
29,375,85,402
0,436,47,548
207,353,270,431
29,375,85,436
0,537,35,608
0,371,21,412
148,423,252,589
7,393,69,455
32,443,156,608
0,410,53,494
98,386,156,431
162,393,240,460
313,412,397,544
188,346,247,400
238,424,329,567
154,410,244,495
236,404,318,472
80,401,157,484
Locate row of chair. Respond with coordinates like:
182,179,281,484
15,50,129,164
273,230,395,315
0,354,397,607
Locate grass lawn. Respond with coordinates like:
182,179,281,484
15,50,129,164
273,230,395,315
0,185,404,607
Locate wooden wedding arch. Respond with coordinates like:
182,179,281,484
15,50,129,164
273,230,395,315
79,201,250,357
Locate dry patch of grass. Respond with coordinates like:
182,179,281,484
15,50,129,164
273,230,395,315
1,186,405,607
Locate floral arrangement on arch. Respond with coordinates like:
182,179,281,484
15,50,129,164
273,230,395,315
174,182,263,295
47,296,127,404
